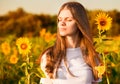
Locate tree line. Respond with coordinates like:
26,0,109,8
0,8,120,37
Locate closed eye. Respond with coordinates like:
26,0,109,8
67,19,72,21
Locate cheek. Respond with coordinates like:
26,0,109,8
57,27,67,36
57,23,60,28
68,24,78,33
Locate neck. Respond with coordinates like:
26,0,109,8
65,33,80,48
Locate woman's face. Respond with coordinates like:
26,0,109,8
58,9,78,37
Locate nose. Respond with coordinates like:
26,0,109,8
59,20,66,26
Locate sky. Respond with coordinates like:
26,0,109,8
0,0,120,15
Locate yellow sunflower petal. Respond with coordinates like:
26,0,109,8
16,37,31,55
95,65,105,78
95,12,112,31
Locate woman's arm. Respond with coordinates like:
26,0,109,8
40,53,48,77
40,53,53,84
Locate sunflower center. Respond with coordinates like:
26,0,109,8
12,57,16,61
21,43,28,50
100,20,106,26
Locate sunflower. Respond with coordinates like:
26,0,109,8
95,12,112,31
16,37,31,55
1,42,11,56
10,54,18,64
44,32,52,42
95,65,105,78
40,28,46,37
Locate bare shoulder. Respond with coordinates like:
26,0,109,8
40,47,53,78
40,46,53,67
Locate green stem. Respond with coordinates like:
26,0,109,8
99,30,102,43
27,74,30,84
102,47,110,84
99,30,110,84
99,30,105,43
26,54,30,84
106,73,110,84
102,53,106,67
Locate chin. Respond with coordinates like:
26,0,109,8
60,34,66,37
59,33,66,36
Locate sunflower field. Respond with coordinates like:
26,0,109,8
0,8,120,84
0,28,56,84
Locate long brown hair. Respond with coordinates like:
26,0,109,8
40,1,102,80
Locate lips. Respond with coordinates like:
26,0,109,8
59,28,66,31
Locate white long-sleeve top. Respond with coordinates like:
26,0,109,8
40,47,100,84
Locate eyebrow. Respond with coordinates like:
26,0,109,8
58,17,74,19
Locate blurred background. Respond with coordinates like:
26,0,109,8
0,0,120,37
0,0,120,84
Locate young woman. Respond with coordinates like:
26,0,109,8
40,1,102,84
